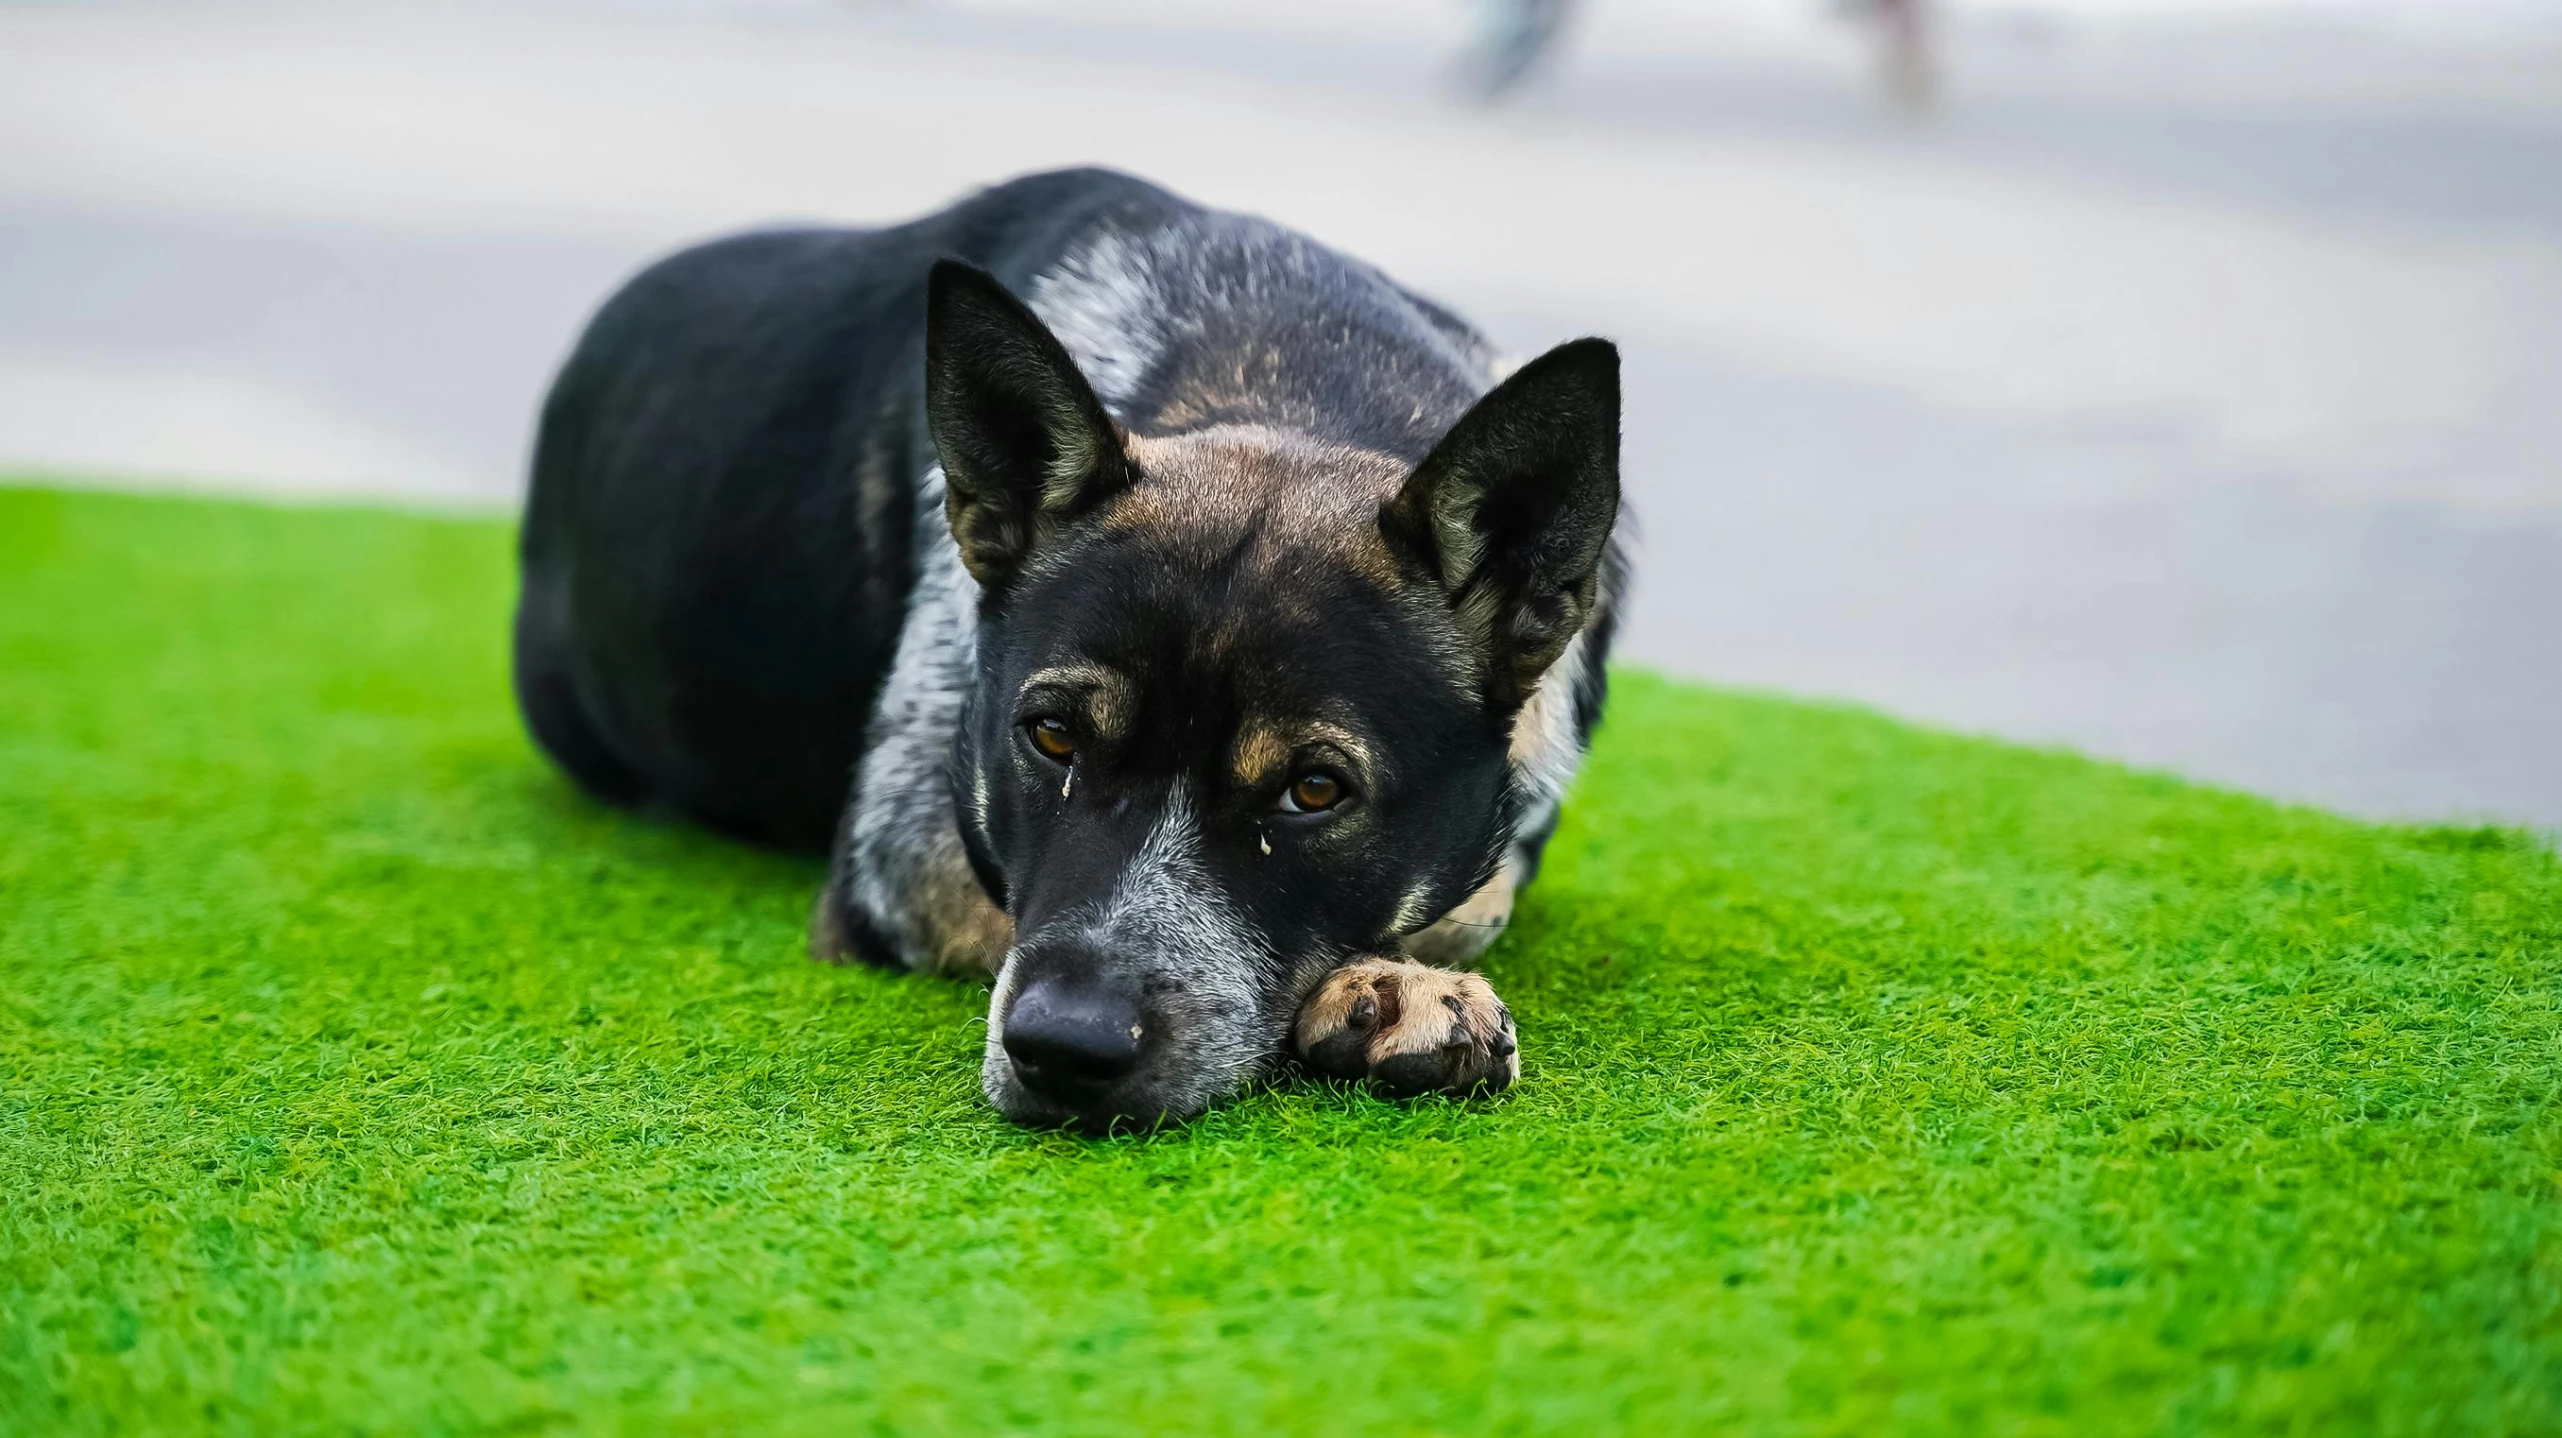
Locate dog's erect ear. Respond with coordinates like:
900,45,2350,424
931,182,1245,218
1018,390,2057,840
1381,337,1620,709
926,259,1132,591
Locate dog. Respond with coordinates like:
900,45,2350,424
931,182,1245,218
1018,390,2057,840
513,168,1625,1130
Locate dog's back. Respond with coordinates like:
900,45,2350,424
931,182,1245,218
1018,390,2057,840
516,168,1518,849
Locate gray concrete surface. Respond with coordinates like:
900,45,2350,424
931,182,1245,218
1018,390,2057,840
2,0,2557,826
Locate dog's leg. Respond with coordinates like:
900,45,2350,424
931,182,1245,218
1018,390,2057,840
811,465,1012,978
1395,623,1593,966
1293,958,1518,1098
815,817,1011,978
1399,863,1518,966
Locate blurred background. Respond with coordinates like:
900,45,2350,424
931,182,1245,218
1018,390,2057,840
3,0,2557,827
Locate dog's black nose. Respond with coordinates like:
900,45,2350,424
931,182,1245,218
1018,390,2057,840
1003,980,1144,1095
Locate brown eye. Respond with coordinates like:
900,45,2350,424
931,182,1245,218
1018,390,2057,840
1286,771,1343,813
1028,717,1077,763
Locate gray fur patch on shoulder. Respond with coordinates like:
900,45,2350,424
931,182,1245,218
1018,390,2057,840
1027,215,1506,422
1027,230,1165,414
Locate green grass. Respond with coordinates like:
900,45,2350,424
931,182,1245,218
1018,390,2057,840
1,483,2557,1436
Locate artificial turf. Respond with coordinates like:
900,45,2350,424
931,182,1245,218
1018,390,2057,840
0,482,2557,1436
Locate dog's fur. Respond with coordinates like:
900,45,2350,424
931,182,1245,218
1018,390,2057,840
515,168,1625,1129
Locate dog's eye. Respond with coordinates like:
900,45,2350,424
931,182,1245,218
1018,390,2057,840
1026,717,1077,763
1283,771,1344,813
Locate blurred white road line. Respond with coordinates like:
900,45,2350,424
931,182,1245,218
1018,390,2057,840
0,355,494,507
1,3,2555,509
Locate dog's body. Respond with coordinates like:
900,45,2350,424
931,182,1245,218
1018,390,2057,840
517,169,1624,1128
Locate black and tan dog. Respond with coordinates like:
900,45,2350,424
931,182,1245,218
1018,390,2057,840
514,168,1625,1130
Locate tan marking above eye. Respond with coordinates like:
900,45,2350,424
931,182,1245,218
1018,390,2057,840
1230,722,1293,791
1029,718,1077,762
1233,718,1374,798
1020,664,1133,741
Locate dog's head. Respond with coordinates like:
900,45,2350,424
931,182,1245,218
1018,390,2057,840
924,261,1618,1130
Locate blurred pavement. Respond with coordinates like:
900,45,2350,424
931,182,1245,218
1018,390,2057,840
3,0,2558,826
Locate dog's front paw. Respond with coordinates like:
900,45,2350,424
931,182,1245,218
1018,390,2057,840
1294,958,1518,1099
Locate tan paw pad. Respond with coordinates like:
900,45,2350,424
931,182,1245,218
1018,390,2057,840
1294,958,1519,1099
